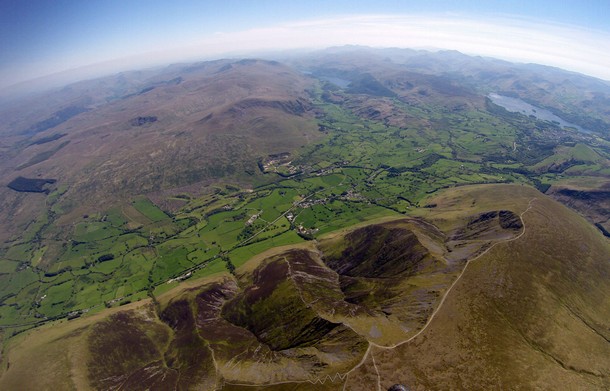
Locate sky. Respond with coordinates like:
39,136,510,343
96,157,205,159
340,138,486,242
1,0,610,91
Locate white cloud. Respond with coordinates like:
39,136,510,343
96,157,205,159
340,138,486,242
3,13,610,91
171,14,610,80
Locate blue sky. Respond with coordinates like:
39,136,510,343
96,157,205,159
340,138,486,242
1,0,609,90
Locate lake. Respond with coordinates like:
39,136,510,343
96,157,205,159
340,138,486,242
488,93,589,134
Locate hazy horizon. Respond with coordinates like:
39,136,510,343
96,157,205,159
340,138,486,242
1,1,609,94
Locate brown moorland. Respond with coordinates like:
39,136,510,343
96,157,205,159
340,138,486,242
0,59,320,242
2,185,604,389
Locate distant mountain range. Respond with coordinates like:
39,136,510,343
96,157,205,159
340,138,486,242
0,46,608,390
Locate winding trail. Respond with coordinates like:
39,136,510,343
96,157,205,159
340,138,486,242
371,350,382,391
371,197,537,351
337,197,537,388
214,198,537,390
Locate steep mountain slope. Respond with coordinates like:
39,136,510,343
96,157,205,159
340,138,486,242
1,185,606,390
0,59,319,241
345,185,610,390
0,49,608,390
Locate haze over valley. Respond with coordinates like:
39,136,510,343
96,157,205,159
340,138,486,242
0,1,609,390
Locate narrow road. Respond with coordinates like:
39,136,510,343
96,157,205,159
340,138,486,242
234,171,350,248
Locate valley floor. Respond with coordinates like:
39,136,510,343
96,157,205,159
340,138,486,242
1,184,608,390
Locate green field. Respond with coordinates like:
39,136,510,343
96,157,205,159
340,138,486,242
0,75,608,331
132,197,170,222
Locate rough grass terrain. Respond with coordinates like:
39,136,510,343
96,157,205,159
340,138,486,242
2,185,603,390
1,51,609,332
0,48,609,390
345,184,610,390
0,59,320,242
548,179,610,234
88,310,178,390
320,224,430,278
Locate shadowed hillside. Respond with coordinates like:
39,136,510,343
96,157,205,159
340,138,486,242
345,185,610,390
2,185,605,390
0,48,608,390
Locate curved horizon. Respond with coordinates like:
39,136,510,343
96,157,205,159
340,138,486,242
1,6,609,93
